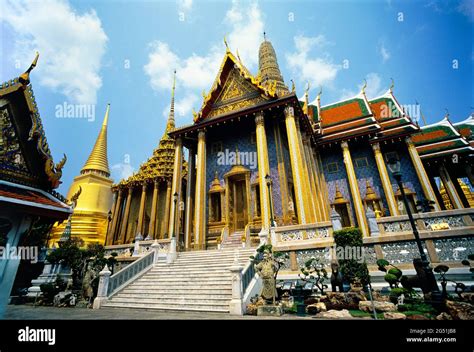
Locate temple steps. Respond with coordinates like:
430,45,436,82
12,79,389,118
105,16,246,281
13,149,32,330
102,248,255,313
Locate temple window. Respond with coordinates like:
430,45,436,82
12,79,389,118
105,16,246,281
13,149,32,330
331,184,353,228
363,180,385,217
354,157,369,169
326,162,339,174
208,172,224,224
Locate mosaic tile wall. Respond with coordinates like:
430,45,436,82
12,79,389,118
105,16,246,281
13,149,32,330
433,237,474,262
349,141,389,212
320,144,357,223
382,142,425,201
296,248,332,267
381,241,430,264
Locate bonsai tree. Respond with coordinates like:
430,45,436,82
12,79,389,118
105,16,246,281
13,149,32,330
46,238,85,288
299,257,328,295
377,259,403,288
333,227,370,286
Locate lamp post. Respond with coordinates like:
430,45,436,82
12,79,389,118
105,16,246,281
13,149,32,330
265,174,276,228
387,158,440,297
172,192,178,240
105,210,112,245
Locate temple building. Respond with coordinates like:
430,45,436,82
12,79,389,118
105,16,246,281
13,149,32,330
107,73,186,246
0,54,72,317
107,36,474,253
49,105,113,247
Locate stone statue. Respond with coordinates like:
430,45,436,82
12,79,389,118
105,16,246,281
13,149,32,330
330,261,344,292
254,250,278,304
82,264,96,307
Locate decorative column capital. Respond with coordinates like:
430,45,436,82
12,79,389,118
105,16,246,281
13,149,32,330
175,136,183,146
284,105,295,119
117,188,123,196
166,179,172,188
371,142,381,152
255,112,265,126
153,179,159,188
197,130,206,140
405,136,413,146
340,140,349,150
141,183,148,192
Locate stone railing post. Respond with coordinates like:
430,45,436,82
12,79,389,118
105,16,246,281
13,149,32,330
229,260,244,315
93,265,111,309
151,240,160,264
330,208,342,231
167,236,177,264
366,208,380,236
133,233,143,256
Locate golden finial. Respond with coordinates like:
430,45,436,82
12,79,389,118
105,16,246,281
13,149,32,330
317,86,322,100
444,108,450,121
19,51,39,85
291,79,295,92
389,78,394,93
263,31,267,41
224,35,229,51
236,49,242,63
306,82,311,95
361,79,367,95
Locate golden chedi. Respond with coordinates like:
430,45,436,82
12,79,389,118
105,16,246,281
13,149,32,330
50,104,113,246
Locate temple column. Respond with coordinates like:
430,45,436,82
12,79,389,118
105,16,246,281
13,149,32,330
119,187,133,243
405,137,441,211
273,122,290,224
162,181,172,238
372,142,398,216
341,141,368,236
296,122,316,223
137,183,147,236
148,180,159,238
169,137,183,241
314,151,330,221
284,106,309,224
109,189,123,244
255,113,271,229
439,164,464,209
194,131,207,249
185,148,195,249
303,137,322,221
105,191,118,245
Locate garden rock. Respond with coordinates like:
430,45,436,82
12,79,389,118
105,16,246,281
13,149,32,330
383,312,406,320
359,300,396,312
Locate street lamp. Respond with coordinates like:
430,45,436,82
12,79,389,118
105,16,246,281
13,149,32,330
386,158,440,297
104,210,112,245
172,192,178,239
265,174,276,228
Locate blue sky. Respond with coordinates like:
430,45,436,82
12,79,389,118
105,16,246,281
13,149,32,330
1,0,472,194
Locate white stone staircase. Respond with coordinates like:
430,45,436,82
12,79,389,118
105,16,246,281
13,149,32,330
220,231,244,249
102,248,255,313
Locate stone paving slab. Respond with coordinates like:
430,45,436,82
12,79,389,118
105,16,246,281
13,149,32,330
4,305,313,320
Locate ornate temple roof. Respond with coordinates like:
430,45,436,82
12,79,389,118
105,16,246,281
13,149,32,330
0,52,66,190
81,104,111,176
412,116,473,159
193,43,281,123
115,72,180,188
258,34,289,96
453,114,474,144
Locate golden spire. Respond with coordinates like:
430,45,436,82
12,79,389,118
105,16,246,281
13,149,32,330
165,70,176,133
81,104,110,176
258,34,288,95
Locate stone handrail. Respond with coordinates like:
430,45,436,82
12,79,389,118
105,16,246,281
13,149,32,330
104,238,171,258
93,240,165,309
375,208,474,237
272,222,333,250
243,224,251,248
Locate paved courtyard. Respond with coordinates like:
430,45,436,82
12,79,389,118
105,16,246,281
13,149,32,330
4,305,312,320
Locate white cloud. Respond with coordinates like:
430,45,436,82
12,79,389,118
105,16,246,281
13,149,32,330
380,43,390,62
458,0,474,21
111,162,135,182
338,73,386,101
286,34,340,90
177,0,193,12
162,93,200,124
1,0,108,105
144,0,265,120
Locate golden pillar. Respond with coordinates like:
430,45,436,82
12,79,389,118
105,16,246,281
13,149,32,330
439,164,464,209
296,121,316,223
109,189,123,244
169,137,183,239
148,180,159,238
194,131,207,249
405,137,441,211
184,148,195,249
303,136,322,221
372,142,398,216
255,113,271,229
341,141,368,236
119,187,133,243
137,183,147,236
314,151,330,221
161,181,172,238
284,106,310,224
273,122,290,223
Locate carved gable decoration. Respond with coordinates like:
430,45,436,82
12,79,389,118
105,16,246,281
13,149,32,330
206,67,268,119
